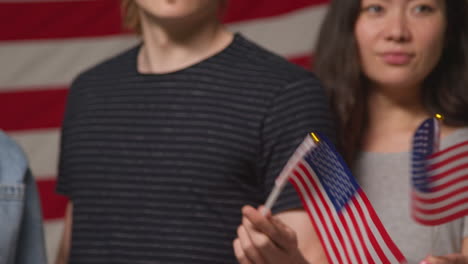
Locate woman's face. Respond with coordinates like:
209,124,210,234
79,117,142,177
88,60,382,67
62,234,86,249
354,0,446,90
135,0,221,22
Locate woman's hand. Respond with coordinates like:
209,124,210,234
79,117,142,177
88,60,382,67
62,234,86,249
420,254,468,264
233,205,309,264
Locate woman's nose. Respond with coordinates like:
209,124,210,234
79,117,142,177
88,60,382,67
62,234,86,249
384,13,411,43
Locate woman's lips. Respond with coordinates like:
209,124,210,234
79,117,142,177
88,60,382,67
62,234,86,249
381,52,414,65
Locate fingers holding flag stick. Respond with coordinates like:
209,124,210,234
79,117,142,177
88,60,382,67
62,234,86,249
262,184,285,216
233,205,309,264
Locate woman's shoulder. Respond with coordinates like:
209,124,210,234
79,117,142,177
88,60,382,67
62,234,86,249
0,130,28,183
440,126,468,149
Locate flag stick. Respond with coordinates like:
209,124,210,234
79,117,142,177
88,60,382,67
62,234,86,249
261,133,319,215
430,115,442,254
262,183,285,215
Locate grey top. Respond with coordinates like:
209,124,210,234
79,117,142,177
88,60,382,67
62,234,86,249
354,128,468,264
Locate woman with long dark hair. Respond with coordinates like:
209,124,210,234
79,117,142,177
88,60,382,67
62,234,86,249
233,0,468,263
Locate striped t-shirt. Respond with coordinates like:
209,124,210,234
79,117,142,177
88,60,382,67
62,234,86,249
57,33,334,264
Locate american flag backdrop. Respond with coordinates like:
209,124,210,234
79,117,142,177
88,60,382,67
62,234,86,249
411,118,468,226
288,133,407,264
0,0,330,262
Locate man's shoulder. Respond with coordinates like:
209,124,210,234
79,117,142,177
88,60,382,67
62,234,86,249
233,34,316,83
72,44,140,86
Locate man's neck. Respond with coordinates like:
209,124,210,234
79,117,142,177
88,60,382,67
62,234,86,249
137,17,233,74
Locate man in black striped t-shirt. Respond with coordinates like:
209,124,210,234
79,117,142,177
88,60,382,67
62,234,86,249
55,1,333,263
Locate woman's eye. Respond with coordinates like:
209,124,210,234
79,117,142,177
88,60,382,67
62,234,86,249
363,5,384,14
413,4,435,14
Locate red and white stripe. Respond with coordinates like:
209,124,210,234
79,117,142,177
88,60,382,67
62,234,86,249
287,138,406,264
412,141,468,225
0,1,329,261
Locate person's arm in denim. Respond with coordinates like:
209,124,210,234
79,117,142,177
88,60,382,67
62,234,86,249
15,169,47,264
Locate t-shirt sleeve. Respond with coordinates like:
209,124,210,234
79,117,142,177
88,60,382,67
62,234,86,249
259,75,335,214
55,77,84,198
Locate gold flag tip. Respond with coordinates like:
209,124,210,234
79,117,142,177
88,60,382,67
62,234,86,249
310,132,320,143
435,113,444,120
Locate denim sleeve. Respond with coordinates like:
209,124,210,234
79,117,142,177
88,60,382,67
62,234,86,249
15,169,47,264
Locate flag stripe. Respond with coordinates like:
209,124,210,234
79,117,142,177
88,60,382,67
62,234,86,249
0,0,125,41
293,162,382,263
289,174,341,264
44,220,65,264
288,55,313,69
413,185,468,203
297,163,356,264
290,175,342,263
343,203,372,263
431,174,468,191
346,198,381,262
292,166,348,263
338,206,363,264
8,129,60,179
358,192,407,262
294,164,387,263
292,170,347,263
413,208,468,225
428,141,468,159
414,190,468,212
0,0,327,41
352,196,390,263
223,0,329,23
413,197,468,214
427,151,468,171
428,161,468,182
0,88,68,131
0,36,139,89
37,178,68,220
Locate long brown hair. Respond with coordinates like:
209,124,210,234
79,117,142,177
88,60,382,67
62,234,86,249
314,0,468,164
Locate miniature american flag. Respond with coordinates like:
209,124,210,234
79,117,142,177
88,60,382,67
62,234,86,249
287,133,406,264
411,117,468,225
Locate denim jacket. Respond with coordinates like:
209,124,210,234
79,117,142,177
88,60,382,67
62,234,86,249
0,131,47,264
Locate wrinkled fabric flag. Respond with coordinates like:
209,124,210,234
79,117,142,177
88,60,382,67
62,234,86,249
286,133,407,264
411,118,468,225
